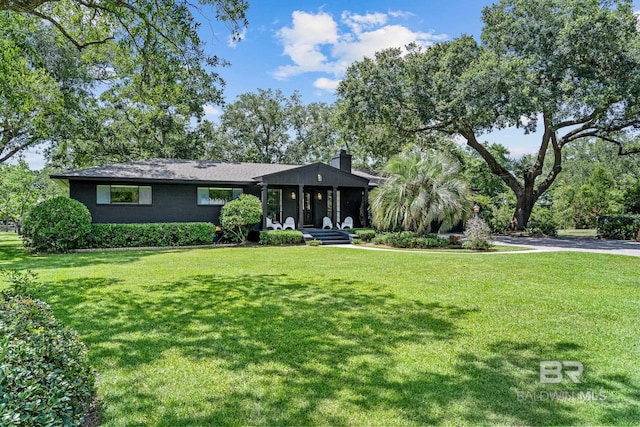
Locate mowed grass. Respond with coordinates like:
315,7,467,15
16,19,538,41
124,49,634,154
1,233,639,426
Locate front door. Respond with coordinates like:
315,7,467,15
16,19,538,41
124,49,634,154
303,189,313,226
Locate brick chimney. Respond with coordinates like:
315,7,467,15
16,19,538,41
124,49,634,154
330,150,352,173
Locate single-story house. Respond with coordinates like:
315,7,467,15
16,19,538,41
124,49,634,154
51,151,379,230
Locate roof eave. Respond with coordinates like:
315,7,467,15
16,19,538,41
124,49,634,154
54,175,257,186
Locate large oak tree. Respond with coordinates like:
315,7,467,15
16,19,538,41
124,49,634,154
213,89,339,164
337,0,640,229
1,0,248,165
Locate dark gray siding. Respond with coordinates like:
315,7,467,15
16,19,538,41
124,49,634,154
341,188,364,228
281,186,299,222
70,180,259,224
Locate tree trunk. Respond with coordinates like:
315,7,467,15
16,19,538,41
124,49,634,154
512,190,536,231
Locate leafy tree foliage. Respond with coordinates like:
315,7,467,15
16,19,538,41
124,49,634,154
0,0,248,53
547,139,639,228
370,150,471,235
337,0,640,230
623,181,640,214
0,13,92,163
212,89,339,164
1,0,248,166
0,161,63,230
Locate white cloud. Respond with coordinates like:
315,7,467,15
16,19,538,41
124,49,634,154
203,104,220,116
272,9,448,91
341,11,387,34
388,10,415,19
227,28,247,48
273,11,338,79
332,25,444,73
313,77,341,92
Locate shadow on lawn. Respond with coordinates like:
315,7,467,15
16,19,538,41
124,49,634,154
1,248,179,271
40,274,639,426
0,230,185,270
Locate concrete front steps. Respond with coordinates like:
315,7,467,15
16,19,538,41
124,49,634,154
303,228,353,245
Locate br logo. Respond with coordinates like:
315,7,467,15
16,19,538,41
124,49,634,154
539,361,583,384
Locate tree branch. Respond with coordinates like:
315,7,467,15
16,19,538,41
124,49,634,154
531,111,552,179
535,130,563,197
463,129,523,193
556,109,601,130
558,119,598,146
27,9,114,50
598,135,640,156
0,138,37,163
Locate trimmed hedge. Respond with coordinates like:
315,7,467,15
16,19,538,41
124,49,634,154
22,197,92,253
84,222,217,248
352,229,377,242
596,215,640,240
0,295,95,426
259,230,304,245
372,231,449,249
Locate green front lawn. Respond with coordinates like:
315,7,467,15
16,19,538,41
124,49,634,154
1,233,638,426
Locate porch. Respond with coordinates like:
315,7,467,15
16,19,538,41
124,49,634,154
261,185,367,230
255,162,372,230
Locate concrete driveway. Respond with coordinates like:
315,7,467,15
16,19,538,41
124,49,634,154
494,235,640,257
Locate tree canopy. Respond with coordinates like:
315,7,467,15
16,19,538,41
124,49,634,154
0,161,63,229
0,0,248,52
0,0,248,165
212,89,339,164
337,0,640,229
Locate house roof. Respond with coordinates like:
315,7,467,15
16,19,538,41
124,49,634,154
51,158,379,186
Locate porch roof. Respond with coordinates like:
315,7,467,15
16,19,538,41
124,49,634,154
254,162,372,188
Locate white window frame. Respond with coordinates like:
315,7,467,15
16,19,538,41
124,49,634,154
97,185,152,205
197,187,242,206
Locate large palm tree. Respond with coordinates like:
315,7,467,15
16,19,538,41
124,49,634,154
371,150,471,234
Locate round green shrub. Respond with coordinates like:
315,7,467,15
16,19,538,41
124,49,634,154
0,295,95,426
220,194,262,243
352,229,376,242
22,196,92,253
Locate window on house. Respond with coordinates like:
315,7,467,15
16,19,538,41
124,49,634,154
97,185,152,205
267,189,282,222
197,187,242,205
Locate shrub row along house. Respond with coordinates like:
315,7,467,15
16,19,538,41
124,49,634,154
52,151,378,229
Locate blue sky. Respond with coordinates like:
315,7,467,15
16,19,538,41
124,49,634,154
21,0,640,168
194,0,640,158
205,1,491,109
